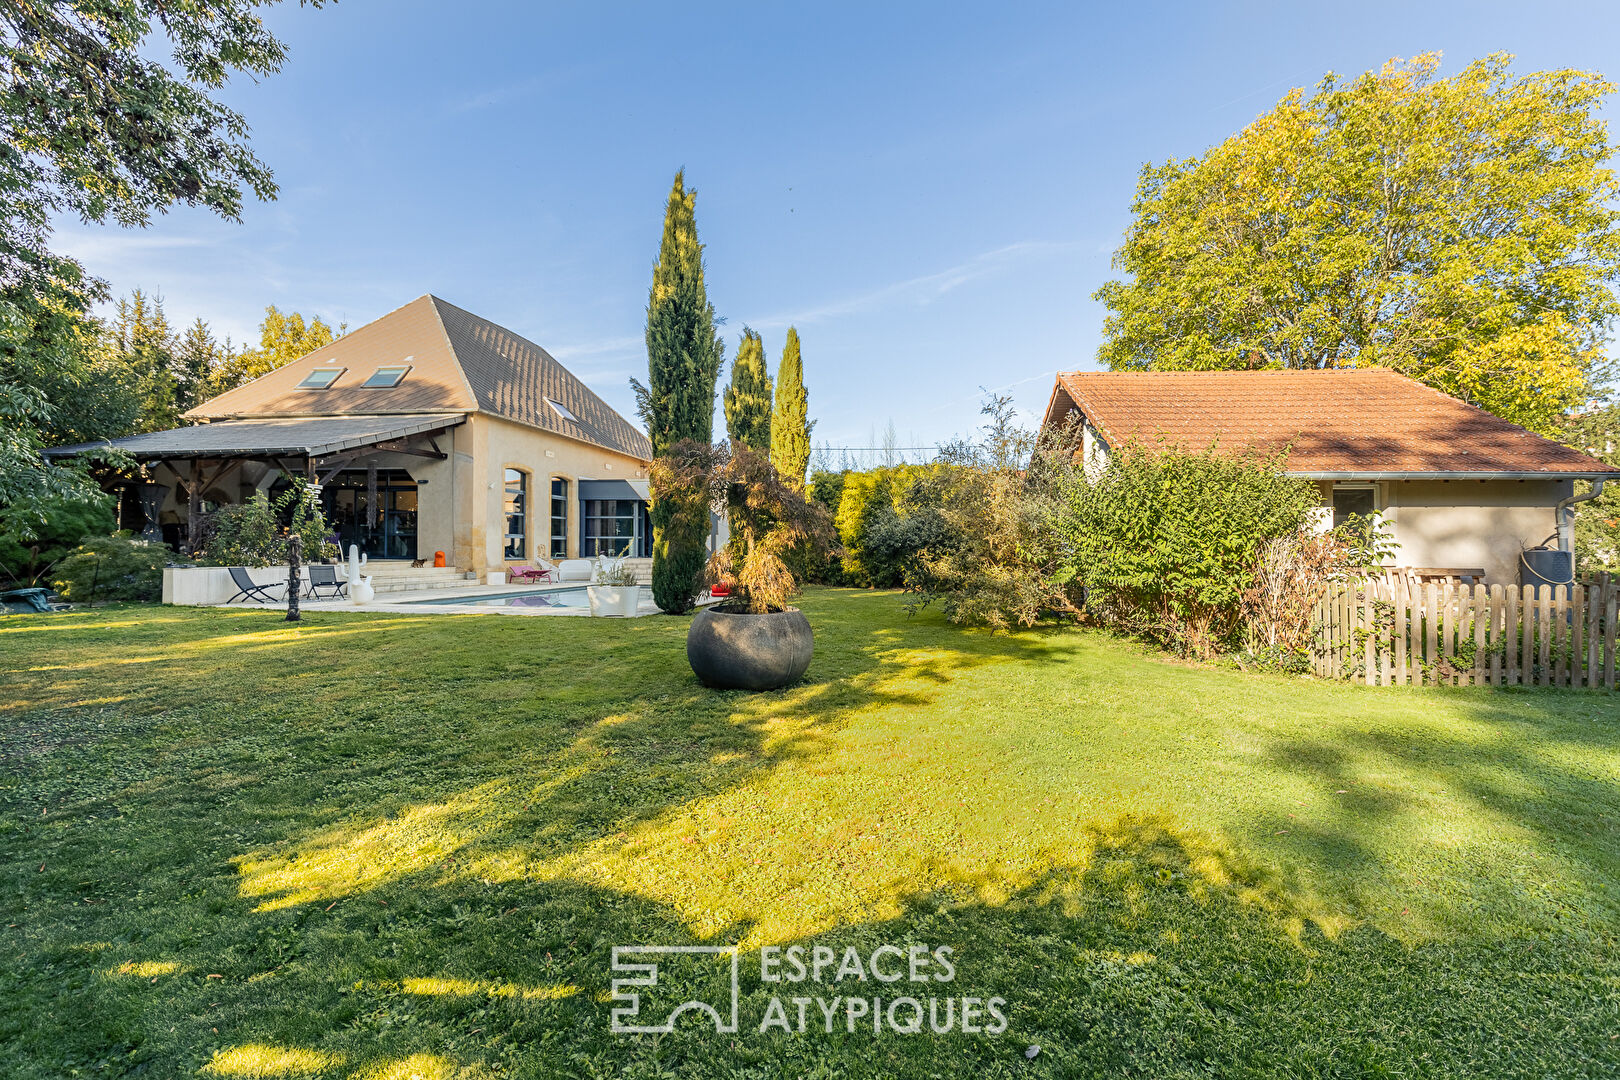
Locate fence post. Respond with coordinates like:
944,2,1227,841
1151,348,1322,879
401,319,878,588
1571,585,1584,688
1538,586,1551,688
1394,577,1408,686
1605,583,1617,691
1586,584,1600,689
1485,584,1500,686
1505,584,1519,686
1362,584,1374,687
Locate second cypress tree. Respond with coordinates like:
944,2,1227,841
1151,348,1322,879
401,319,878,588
769,326,812,489
723,327,773,452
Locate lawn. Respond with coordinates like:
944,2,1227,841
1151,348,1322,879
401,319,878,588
1,588,1616,1079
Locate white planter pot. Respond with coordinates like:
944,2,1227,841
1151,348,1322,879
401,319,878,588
163,565,297,605
586,584,639,617
487,571,506,586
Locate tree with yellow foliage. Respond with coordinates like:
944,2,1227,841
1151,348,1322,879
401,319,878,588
207,306,341,395
1095,53,1620,432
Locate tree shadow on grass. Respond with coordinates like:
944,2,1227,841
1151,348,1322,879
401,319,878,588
33,816,1619,1079
1249,689,1620,938
1,591,1063,1075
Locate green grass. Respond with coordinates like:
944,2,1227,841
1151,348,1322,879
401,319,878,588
1,588,1616,1079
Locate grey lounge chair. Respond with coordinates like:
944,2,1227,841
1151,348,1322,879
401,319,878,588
306,564,347,600
226,566,284,604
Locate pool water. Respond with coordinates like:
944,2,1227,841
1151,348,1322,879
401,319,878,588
407,587,592,609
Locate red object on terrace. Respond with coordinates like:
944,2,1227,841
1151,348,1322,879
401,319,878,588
710,582,732,597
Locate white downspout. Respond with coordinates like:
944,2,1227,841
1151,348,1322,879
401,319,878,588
1555,478,1607,552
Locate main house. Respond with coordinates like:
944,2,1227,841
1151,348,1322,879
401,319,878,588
1042,369,1620,585
49,295,654,575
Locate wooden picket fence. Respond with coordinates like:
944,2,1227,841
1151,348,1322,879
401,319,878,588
1312,575,1618,689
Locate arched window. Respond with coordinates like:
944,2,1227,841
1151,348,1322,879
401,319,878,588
550,477,568,558
503,469,527,559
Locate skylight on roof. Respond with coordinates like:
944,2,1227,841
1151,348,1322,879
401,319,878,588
546,397,578,422
361,364,411,388
296,367,345,389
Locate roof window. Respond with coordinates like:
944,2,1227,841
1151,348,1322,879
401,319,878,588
296,367,345,389
546,397,578,422
361,364,411,388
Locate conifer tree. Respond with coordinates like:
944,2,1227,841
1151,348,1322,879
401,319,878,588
769,326,812,488
112,290,180,434
632,171,725,613
723,327,772,452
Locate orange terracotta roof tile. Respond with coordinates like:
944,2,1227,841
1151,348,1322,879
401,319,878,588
1043,369,1618,476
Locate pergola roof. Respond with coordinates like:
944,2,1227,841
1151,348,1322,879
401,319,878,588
44,413,464,461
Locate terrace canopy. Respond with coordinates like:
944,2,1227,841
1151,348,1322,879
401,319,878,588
46,413,465,541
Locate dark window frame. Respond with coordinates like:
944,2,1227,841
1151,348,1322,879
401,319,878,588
503,468,528,560
550,477,568,559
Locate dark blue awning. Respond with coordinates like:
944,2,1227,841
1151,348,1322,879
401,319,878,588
577,479,649,502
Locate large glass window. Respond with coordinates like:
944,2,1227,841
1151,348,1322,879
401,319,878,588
316,470,417,559
550,478,568,558
584,499,649,557
503,469,527,559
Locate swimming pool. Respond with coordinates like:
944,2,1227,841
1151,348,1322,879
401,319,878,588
406,587,591,609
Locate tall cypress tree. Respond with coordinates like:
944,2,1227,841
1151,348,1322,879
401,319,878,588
723,327,772,452
769,326,812,488
633,172,724,613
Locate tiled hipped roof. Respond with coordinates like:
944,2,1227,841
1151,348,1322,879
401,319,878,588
188,295,652,462
431,298,652,461
1045,369,1619,477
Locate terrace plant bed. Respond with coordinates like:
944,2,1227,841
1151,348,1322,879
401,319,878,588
1,589,1616,1078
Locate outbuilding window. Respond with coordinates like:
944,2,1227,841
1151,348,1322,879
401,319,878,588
1331,483,1379,530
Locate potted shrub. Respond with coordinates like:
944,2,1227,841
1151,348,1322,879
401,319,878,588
668,443,836,690
587,563,641,617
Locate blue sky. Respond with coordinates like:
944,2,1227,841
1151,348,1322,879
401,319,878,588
52,0,1620,455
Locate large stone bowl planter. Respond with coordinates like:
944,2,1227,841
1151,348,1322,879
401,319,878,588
687,606,813,690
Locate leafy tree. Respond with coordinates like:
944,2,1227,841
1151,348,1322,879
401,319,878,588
0,489,114,586
1094,53,1620,433
0,0,325,530
770,326,812,489
0,292,135,540
208,305,337,394
907,395,1082,628
111,290,180,432
723,327,772,452
632,172,725,613
1555,404,1620,572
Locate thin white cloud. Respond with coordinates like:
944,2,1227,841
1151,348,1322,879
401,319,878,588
50,229,214,264
548,333,642,361
748,240,1078,331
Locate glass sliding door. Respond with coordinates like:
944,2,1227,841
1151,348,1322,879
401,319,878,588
319,470,418,560
582,498,650,557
